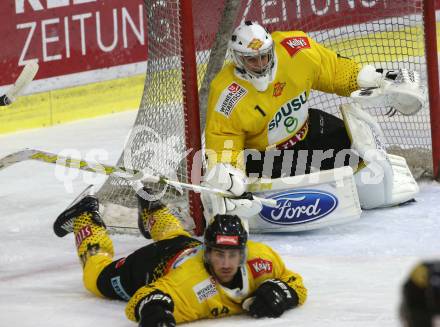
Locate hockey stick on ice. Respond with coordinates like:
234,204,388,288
0,148,277,206
1,61,39,106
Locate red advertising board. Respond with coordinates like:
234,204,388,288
1,0,438,88
193,0,438,51
236,0,427,32
1,0,148,86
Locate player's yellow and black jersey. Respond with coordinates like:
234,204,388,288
90,205,202,301
205,30,360,168
125,240,307,324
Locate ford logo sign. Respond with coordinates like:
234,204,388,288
259,190,338,225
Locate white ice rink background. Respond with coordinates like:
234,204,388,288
0,111,439,326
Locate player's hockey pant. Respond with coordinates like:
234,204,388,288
84,194,200,300
86,235,201,301
245,108,361,178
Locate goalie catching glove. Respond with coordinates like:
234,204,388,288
242,279,299,318
136,291,176,327
351,64,426,115
201,163,263,220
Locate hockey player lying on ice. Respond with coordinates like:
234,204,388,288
202,21,426,228
53,187,307,327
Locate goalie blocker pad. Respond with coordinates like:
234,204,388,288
245,166,361,233
340,103,419,209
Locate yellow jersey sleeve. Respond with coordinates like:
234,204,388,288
307,36,360,96
271,30,360,96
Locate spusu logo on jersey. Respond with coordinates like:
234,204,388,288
259,190,338,225
267,90,308,145
281,36,311,57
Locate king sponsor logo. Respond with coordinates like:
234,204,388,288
268,91,307,144
193,277,218,303
248,258,273,278
281,37,311,57
215,82,247,118
259,190,338,225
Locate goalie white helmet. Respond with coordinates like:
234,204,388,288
228,21,275,92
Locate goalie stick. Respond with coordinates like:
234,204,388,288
0,148,276,207
0,61,39,106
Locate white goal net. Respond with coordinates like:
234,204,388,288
97,0,438,235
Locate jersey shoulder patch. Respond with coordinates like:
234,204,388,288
214,82,247,118
247,258,273,278
280,36,311,57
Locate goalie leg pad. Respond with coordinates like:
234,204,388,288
341,103,419,208
246,167,362,233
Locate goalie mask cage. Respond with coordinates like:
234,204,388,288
97,0,439,236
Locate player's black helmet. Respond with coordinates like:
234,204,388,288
204,214,247,250
400,261,440,327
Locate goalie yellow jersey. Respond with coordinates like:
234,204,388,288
205,30,360,167
125,240,307,323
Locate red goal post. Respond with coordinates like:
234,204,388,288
423,0,440,179
98,0,440,236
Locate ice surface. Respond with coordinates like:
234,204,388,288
0,111,439,326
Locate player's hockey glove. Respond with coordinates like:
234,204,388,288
137,291,176,327
246,279,298,318
201,163,262,219
204,163,247,196
0,94,12,106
